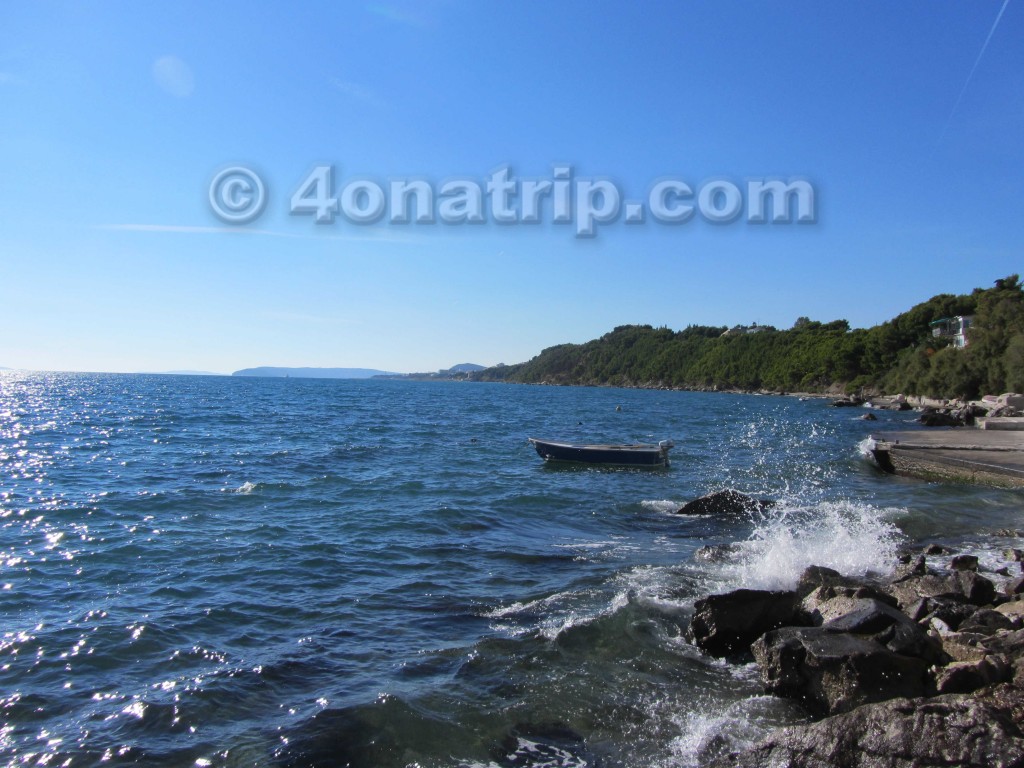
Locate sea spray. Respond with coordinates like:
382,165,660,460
718,499,904,592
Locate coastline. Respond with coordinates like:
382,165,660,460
682,521,1024,767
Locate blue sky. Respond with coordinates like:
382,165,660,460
1,1,1021,374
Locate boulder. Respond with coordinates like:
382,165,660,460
822,598,944,663
676,490,774,517
934,656,1011,694
959,607,1017,635
796,565,872,597
918,598,982,632
709,685,1024,768
687,589,802,657
951,554,979,571
919,408,965,427
751,627,931,716
954,571,998,606
996,601,1024,622
1003,576,1024,596
886,571,996,610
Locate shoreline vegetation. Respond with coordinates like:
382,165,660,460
468,276,1024,403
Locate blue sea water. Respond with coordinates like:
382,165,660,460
1,372,1022,767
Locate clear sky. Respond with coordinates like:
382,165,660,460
1,1,1021,374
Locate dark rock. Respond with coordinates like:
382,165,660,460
951,554,979,571
920,598,982,632
923,543,951,555
822,598,945,663
1004,576,1024,596
831,397,862,407
940,631,991,663
796,565,867,597
919,408,965,427
887,572,996,610
892,555,927,582
688,589,802,657
954,570,998,606
995,529,1024,538
887,573,964,610
934,656,1012,694
709,685,1024,768
1005,548,1024,562
751,626,931,716
959,608,1017,635
693,543,742,563
676,490,774,517
860,412,878,421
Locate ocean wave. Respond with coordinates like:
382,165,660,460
711,498,904,592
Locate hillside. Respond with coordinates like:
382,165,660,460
473,276,1024,399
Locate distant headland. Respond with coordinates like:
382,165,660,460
232,367,401,379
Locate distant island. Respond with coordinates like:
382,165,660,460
232,366,401,379
377,363,487,381
471,276,1024,401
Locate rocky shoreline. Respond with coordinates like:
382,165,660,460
680,507,1024,767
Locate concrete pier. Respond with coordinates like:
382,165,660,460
870,429,1024,487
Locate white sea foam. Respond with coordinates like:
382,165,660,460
641,499,682,514
715,499,904,592
662,695,806,768
235,481,257,494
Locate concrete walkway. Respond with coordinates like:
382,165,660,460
870,429,1024,487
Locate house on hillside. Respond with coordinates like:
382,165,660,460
721,323,769,337
929,315,974,348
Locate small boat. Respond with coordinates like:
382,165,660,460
528,437,674,467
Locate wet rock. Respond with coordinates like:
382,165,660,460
693,543,742,563
919,598,981,632
688,589,802,658
1005,576,1024,596
831,397,862,407
887,571,996,610
824,598,945,663
996,601,1024,623
796,565,869,597
860,412,877,421
892,555,927,582
934,656,1011,694
919,407,965,427
954,571,998,606
923,543,952,555
710,685,1024,768
959,607,1017,635
951,554,979,571
676,490,774,517
940,631,991,663
751,627,931,716
1004,548,1024,562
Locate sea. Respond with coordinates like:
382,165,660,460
2,372,1022,768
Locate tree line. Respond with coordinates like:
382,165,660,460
472,276,1024,399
